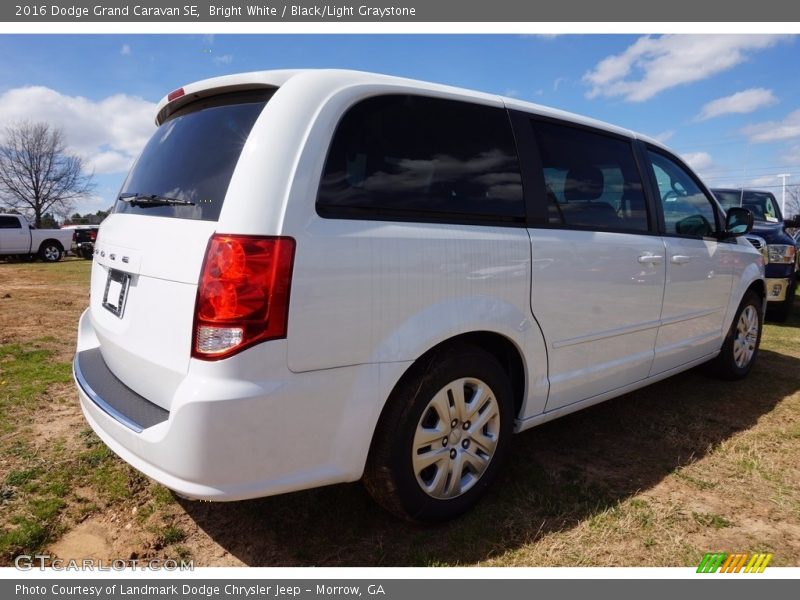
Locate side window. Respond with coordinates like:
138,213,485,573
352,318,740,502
0,216,21,229
317,95,524,224
647,150,718,238
532,120,649,233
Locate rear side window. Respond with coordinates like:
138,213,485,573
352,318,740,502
532,120,649,233
0,216,21,228
317,95,524,225
113,90,273,222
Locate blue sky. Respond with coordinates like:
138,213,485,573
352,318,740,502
0,34,799,216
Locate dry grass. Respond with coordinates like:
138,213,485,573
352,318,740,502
0,258,798,566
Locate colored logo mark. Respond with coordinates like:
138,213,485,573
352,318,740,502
697,552,772,573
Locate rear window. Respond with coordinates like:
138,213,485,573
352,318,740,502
113,89,273,222
713,189,782,223
0,216,21,228
317,94,524,225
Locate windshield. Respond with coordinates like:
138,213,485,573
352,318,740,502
113,89,273,221
714,189,783,223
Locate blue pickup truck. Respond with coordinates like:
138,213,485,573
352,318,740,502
713,188,800,321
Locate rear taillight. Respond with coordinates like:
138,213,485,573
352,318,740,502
89,230,97,242
192,234,295,360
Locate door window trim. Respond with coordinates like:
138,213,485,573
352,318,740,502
642,143,723,240
511,111,658,236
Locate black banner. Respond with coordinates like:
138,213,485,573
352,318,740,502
3,0,800,22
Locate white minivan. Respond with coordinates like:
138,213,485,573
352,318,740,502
74,69,765,521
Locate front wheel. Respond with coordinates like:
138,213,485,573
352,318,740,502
38,242,63,263
364,346,514,522
711,290,763,380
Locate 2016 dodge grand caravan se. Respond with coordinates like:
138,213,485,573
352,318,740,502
74,69,765,521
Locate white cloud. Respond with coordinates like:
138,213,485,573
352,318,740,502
0,86,156,175
696,88,777,121
743,109,800,143
120,44,131,55
213,53,233,65
553,77,565,91
783,145,800,165
652,130,675,144
681,151,714,173
504,89,520,98
747,175,781,188
584,35,789,102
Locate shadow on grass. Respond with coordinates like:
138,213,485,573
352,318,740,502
178,348,799,566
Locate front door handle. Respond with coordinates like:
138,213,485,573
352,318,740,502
671,255,693,265
638,254,663,265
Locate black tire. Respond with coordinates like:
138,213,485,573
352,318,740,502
364,345,514,522
38,241,63,263
710,290,763,380
767,276,795,322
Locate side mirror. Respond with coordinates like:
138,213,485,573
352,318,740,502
724,206,753,237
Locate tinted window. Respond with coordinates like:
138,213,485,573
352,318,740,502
113,90,273,222
648,151,717,237
317,95,524,224
714,189,782,223
0,216,21,229
744,191,782,222
532,121,649,232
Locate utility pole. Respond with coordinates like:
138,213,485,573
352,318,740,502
777,173,791,215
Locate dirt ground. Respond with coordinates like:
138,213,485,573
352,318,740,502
1,258,799,567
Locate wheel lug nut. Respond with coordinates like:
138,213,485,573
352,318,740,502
451,419,458,428
449,449,457,459
462,440,470,449
463,421,470,430
442,438,448,447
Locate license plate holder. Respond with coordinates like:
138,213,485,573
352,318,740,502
102,269,130,318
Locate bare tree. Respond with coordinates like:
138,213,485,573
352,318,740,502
785,184,800,219
0,121,94,227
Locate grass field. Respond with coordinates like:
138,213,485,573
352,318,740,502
0,258,798,566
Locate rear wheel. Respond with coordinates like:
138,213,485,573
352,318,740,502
38,242,63,263
364,345,513,522
711,290,763,379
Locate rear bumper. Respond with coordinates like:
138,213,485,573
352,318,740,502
74,309,409,501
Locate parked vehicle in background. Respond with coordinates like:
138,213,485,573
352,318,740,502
74,70,766,521
62,224,99,259
713,189,800,321
0,214,74,262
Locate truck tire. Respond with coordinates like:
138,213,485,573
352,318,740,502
38,241,63,263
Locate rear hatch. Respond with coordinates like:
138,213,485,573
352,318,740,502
89,88,274,410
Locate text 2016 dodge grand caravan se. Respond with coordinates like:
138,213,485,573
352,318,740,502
74,70,765,521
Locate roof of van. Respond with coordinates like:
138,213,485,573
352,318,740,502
155,69,669,150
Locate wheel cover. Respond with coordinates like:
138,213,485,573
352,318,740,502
733,305,759,368
44,246,58,260
411,377,500,500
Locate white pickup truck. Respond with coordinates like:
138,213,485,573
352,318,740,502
0,214,75,262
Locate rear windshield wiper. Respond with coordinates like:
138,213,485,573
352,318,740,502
118,192,196,207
